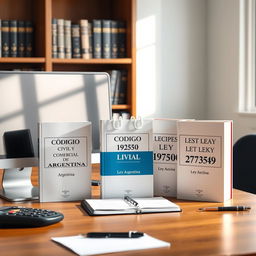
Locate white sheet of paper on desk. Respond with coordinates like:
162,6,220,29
51,234,170,256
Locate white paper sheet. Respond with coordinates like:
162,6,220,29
52,233,170,256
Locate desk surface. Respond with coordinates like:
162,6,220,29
0,170,256,255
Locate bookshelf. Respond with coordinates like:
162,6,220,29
0,0,136,116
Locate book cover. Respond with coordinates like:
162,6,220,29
2,20,9,57
153,119,178,197
92,19,102,58
10,20,17,57
102,20,111,58
17,20,25,57
118,21,126,58
71,24,81,58
57,19,65,58
80,19,90,59
100,118,153,199
111,20,118,58
64,20,71,59
52,18,58,58
25,21,33,57
177,120,233,202
39,121,92,202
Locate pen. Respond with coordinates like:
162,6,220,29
198,206,251,211
86,231,144,238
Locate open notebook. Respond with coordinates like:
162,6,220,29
81,197,181,215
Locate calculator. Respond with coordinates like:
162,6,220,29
0,206,64,228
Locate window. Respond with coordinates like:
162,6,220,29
239,0,256,113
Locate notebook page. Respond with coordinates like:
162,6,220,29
135,197,180,210
52,234,170,256
85,199,135,211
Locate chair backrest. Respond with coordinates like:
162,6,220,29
233,134,256,194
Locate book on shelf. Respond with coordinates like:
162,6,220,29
111,70,128,105
109,70,120,104
64,20,72,59
88,22,93,58
153,119,179,197
92,19,102,58
71,24,81,58
102,20,111,58
10,20,17,57
0,20,1,58
111,20,118,58
100,118,153,199
177,120,233,202
39,121,92,202
52,18,58,58
80,19,90,59
25,21,33,57
81,196,181,216
118,21,126,58
57,19,65,59
17,20,25,57
2,20,9,57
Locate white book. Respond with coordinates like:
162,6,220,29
100,118,153,198
177,120,233,202
153,119,178,197
39,121,92,202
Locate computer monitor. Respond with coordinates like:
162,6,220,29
0,71,112,159
0,71,111,201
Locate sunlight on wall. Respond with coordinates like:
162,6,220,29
136,15,157,117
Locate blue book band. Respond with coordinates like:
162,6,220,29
100,151,153,176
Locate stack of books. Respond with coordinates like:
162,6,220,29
0,19,33,58
52,18,127,59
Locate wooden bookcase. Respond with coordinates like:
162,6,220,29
0,0,136,116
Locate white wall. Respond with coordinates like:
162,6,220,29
137,0,255,142
207,0,256,142
136,0,207,119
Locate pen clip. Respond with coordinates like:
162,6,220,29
124,196,142,214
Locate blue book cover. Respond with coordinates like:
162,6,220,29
100,118,153,198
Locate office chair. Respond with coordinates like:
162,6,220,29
233,134,256,194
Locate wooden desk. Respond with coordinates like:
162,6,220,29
0,168,256,255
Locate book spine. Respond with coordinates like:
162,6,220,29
88,22,93,58
25,21,33,57
92,19,102,58
111,20,118,58
118,70,128,104
52,18,58,58
112,70,121,105
57,19,65,58
2,20,10,57
0,20,1,58
110,70,118,104
71,24,81,58
118,21,126,58
102,20,111,58
64,20,72,59
17,20,25,57
10,20,18,57
80,19,90,59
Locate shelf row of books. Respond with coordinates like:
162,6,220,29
52,19,127,59
109,70,128,105
0,20,33,58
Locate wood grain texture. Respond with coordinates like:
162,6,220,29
1,165,256,255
